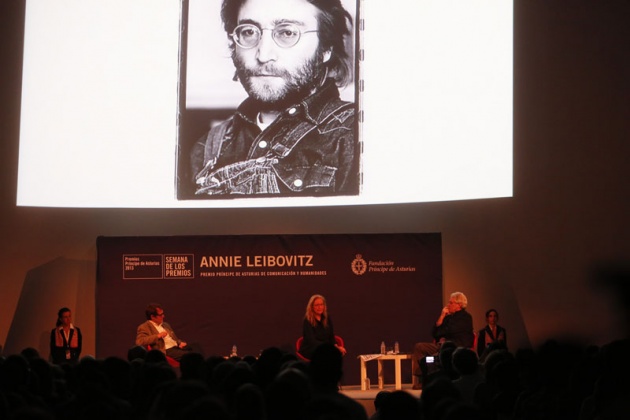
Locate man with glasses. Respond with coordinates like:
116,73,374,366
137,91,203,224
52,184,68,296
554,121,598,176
190,0,359,197
411,291,475,389
136,303,191,360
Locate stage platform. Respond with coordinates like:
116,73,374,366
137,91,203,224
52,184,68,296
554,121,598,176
340,384,422,417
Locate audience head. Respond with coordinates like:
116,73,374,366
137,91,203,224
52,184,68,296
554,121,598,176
233,382,266,420
19,347,40,361
179,351,206,381
379,390,420,420
222,361,256,398
420,377,461,419
253,346,284,389
451,347,479,376
150,380,211,420
309,343,343,392
127,345,148,361
0,354,31,393
482,349,513,382
145,349,168,365
209,360,236,394
373,390,391,412
436,342,459,380
266,367,312,419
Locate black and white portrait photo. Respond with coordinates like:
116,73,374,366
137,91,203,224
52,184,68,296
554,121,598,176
177,0,360,200
16,0,512,209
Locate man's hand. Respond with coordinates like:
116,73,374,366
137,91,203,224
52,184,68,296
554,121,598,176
178,341,187,349
436,306,450,326
158,331,168,338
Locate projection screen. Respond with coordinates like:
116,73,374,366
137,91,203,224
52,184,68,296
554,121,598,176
17,0,513,208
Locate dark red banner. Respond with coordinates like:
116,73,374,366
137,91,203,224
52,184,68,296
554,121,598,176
96,233,442,384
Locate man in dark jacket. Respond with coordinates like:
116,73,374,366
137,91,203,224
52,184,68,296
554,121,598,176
411,291,474,389
190,0,359,197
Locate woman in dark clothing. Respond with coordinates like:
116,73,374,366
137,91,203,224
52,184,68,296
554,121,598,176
300,294,346,359
50,307,82,364
477,308,507,361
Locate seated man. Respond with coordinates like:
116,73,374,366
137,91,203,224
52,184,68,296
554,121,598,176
412,291,474,389
135,303,191,361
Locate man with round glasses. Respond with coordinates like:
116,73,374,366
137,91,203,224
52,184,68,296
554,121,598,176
190,0,359,197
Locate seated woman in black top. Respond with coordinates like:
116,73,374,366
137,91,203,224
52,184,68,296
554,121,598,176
300,294,346,359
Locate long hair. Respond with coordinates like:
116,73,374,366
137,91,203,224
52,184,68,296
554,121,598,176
221,0,354,87
305,294,328,327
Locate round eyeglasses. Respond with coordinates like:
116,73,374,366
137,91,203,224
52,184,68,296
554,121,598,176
230,23,318,49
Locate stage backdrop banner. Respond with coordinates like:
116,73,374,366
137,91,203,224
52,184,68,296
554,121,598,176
96,233,442,384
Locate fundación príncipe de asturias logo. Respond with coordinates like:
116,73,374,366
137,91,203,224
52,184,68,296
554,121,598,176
351,254,417,275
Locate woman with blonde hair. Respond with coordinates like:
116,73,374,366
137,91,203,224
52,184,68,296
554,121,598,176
300,294,346,359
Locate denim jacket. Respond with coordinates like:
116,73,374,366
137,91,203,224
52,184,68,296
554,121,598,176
191,79,360,197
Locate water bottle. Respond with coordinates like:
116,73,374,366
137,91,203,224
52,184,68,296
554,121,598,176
364,377,371,390
380,341,386,354
230,345,238,357
394,341,399,354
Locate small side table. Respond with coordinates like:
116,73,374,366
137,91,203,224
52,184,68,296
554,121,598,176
358,353,413,390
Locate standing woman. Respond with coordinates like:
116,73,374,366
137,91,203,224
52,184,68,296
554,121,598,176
300,294,346,360
477,308,507,360
50,307,82,364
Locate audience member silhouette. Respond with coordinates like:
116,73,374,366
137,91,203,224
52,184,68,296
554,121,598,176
127,345,147,362
1,338,628,420
179,351,206,382
233,382,266,420
419,377,461,419
307,343,367,419
423,341,459,387
377,390,420,420
450,347,483,405
266,367,312,420
368,390,391,420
